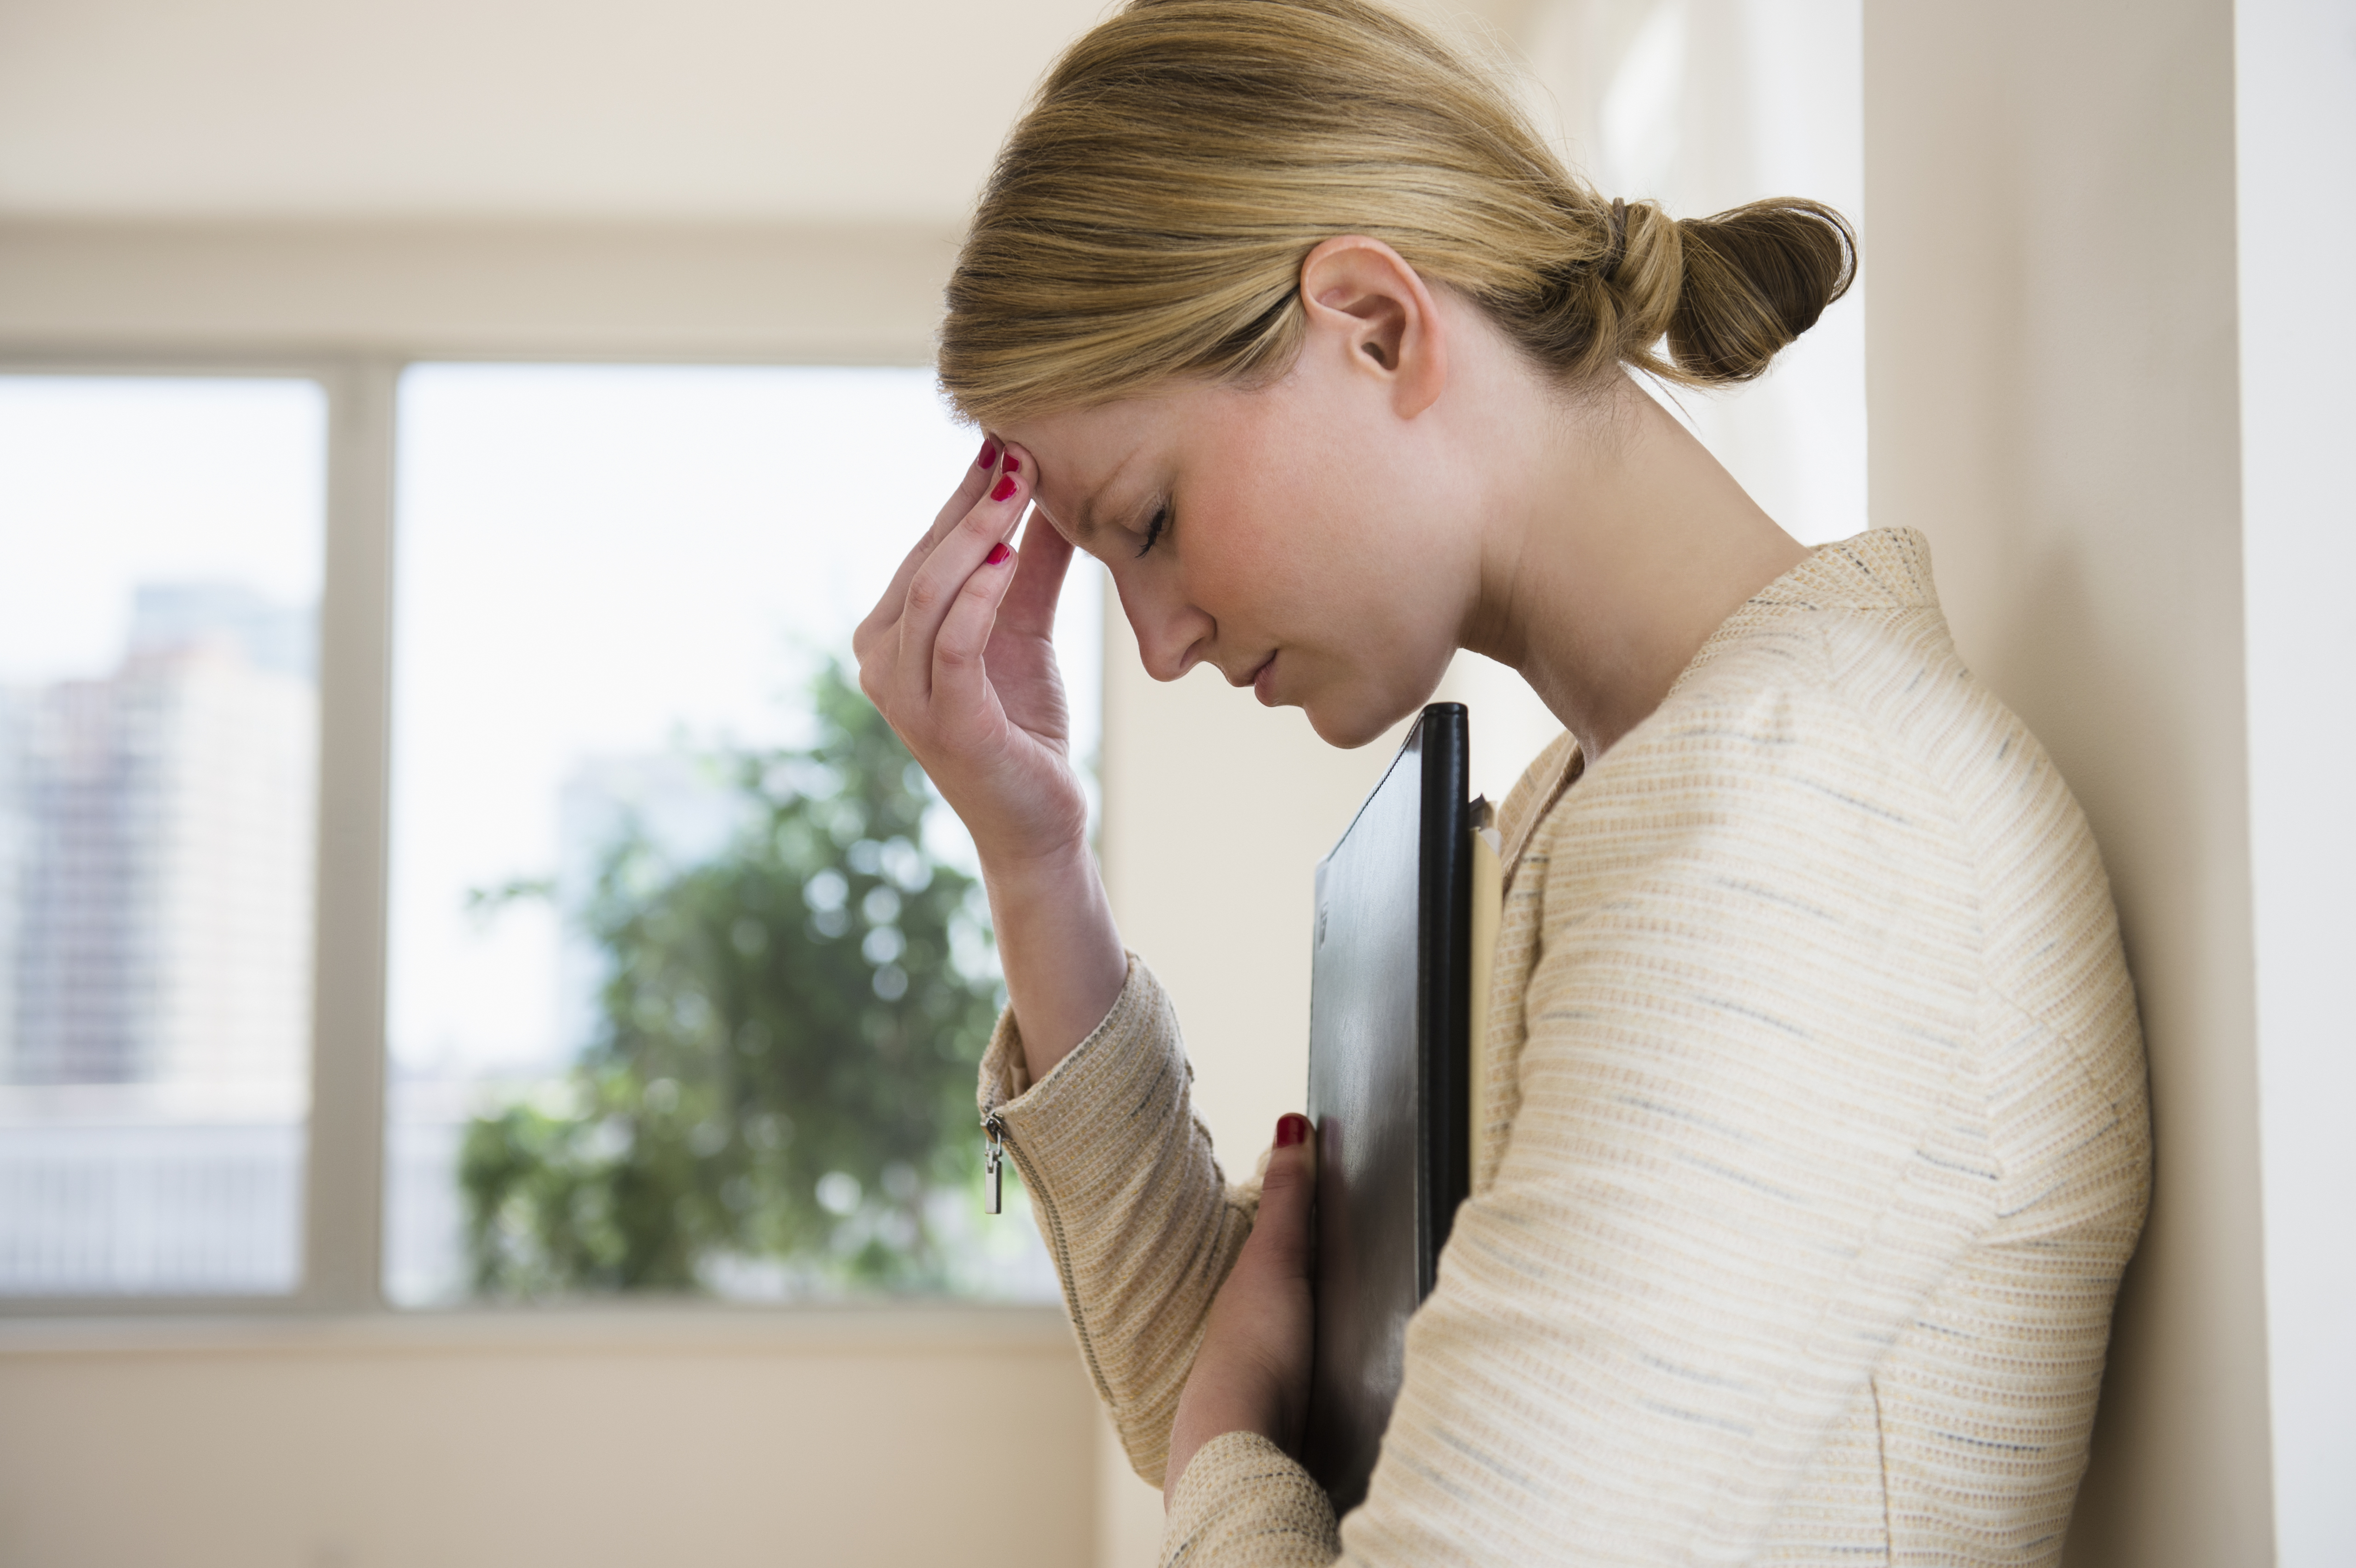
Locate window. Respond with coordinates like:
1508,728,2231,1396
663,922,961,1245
387,364,1087,1305
0,374,326,1297
1,360,1098,1313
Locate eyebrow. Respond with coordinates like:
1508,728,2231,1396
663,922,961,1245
1071,442,1148,548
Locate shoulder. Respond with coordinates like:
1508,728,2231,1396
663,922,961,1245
1591,611,1972,856
1658,588,2112,965
1520,573,2125,1011
1521,603,1992,988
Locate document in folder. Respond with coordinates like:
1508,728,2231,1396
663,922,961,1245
1300,701,1499,1515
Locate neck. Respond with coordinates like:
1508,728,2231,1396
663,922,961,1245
1459,375,1810,761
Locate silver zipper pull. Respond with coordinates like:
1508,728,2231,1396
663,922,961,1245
983,1115,1005,1216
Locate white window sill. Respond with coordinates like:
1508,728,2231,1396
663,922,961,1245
0,1300,1071,1357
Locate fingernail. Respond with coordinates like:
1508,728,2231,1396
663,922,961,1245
990,475,1018,502
978,439,1000,469
985,542,1012,566
1276,1113,1309,1148
1003,454,1020,475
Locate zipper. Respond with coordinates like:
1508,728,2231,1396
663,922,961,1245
982,1113,1007,1214
980,1107,1119,1413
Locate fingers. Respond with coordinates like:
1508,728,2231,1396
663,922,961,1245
855,435,1004,664
896,443,1033,707
930,530,1025,716
1186,1110,1317,1462
997,507,1078,646
1245,1114,1318,1283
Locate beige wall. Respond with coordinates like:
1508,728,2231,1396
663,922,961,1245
0,1310,1097,1568
0,221,958,362
1861,3,2273,1564
0,0,1104,225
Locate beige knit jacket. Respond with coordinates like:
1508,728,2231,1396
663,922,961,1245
980,529,2150,1566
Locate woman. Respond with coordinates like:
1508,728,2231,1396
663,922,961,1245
856,1,2150,1562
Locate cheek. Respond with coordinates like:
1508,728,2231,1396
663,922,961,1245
1183,429,1383,617
1177,475,1300,611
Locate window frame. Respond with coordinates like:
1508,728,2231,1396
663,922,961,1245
0,346,1046,1323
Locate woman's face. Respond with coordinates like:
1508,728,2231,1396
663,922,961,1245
1003,360,1475,749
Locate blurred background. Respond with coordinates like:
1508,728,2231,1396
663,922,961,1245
0,0,2346,1565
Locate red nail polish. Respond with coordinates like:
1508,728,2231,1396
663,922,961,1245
978,440,1000,469
990,475,1018,502
1276,1113,1309,1148
1003,454,1020,475
985,542,1012,566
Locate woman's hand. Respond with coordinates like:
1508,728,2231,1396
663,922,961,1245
854,440,1085,868
1166,1113,1318,1501
853,440,1127,1076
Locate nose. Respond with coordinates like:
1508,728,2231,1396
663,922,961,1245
1114,571,1215,683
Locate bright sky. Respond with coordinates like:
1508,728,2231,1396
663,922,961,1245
0,375,326,683
387,364,1104,1075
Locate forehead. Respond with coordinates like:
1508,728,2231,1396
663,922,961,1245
1002,395,1179,540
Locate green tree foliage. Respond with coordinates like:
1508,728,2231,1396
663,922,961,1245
459,662,1002,1296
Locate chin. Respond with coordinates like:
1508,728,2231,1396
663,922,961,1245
1300,681,1436,750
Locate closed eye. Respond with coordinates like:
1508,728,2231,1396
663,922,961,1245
1137,504,1168,558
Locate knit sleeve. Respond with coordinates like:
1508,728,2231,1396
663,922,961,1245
979,954,1258,1487
1163,1433,1340,1565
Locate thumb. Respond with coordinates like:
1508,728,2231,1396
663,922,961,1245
997,508,1076,639
1249,1113,1318,1278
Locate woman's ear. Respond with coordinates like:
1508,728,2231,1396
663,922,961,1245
1297,236,1449,419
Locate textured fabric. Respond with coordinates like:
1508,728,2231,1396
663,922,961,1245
980,529,2150,1566
984,953,1259,1477
1169,1433,1350,1564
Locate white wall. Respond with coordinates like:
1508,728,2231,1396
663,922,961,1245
1860,3,2274,1563
1519,0,1869,547
2238,1,2356,1562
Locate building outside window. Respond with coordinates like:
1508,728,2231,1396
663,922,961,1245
0,375,323,1295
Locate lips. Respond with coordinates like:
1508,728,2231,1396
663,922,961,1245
1216,651,1279,704
1250,652,1278,706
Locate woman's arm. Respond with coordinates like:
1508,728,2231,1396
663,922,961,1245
852,440,1126,1077
982,956,1260,1485
860,442,1246,1482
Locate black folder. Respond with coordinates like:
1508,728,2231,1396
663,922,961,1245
1300,703,1474,1515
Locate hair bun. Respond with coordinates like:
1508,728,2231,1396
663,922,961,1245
1599,197,1628,278
1658,199,1857,384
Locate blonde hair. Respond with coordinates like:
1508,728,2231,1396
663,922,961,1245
940,0,1856,428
